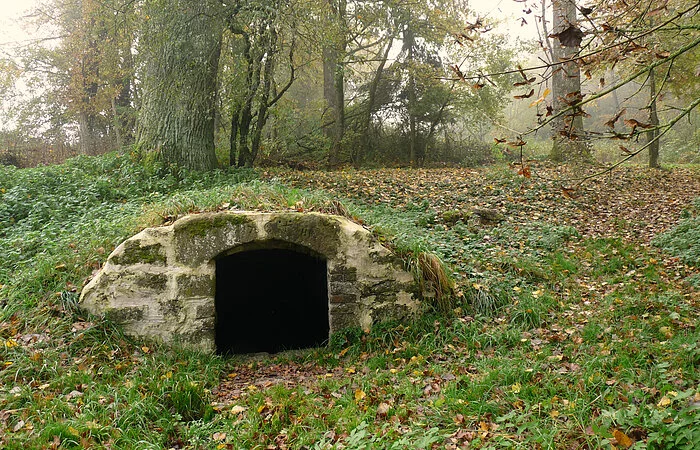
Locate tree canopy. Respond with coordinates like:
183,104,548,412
0,0,697,170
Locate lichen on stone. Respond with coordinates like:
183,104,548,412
173,213,259,266
174,212,253,238
264,213,340,257
134,273,168,291
105,306,146,323
158,298,184,318
176,274,215,298
112,240,166,266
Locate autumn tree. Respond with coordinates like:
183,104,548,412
575,0,699,169
5,0,136,154
367,1,512,165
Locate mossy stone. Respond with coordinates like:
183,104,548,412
135,273,168,291
176,274,215,298
105,306,145,323
264,214,340,257
174,327,215,349
370,302,412,323
159,298,184,318
174,213,258,266
112,240,166,266
369,251,405,267
174,213,253,238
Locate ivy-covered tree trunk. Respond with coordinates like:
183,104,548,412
137,0,222,171
550,0,590,162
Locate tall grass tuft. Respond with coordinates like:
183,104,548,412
413,252,454,314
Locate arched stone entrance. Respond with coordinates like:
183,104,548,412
215,242,329,354
80,211,422,352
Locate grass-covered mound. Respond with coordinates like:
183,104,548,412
1,155,698,449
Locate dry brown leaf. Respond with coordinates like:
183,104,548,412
514,89,535,99
613,428,633,448
376,402,390,416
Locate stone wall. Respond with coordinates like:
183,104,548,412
80,211,422,351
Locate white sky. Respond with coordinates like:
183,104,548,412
0,1,40,47
0,0,539,47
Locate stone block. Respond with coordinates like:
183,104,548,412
330,294,357,304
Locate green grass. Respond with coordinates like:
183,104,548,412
1,154,698,448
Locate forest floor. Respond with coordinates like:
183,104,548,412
267,163,700,244
0,157,698,449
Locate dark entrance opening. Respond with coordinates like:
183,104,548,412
215,243,329,355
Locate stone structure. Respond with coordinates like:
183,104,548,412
80,211,422,352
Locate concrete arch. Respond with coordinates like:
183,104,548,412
80,211,421,352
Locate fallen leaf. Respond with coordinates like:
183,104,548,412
657,396,671,407
231,405,247,415
518,166,532,178
529,88,551,107
213,432,226,441
12,420,25,432
613,428,633,448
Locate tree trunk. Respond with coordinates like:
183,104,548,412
77,24,101,156
114,39,135,147
237,32,265,168
229,105,240,166
250,36,276,166
549,0,590,162
647,67,660,168
405,23,419,166
324,0,346,169
323,45,338,139
137,0,222,171
330,57,345,168
111,98,122,149
78,112,96,155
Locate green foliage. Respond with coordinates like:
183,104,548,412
652,198,700,265
0,153,257,289
328,327,364,352
163,378,214,423
509,291,557,329
600,388,700,449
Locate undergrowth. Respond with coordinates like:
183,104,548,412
652,197,700,266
